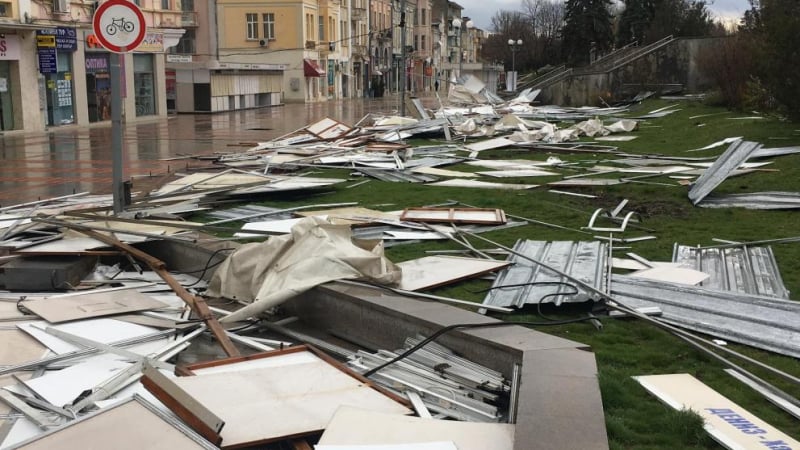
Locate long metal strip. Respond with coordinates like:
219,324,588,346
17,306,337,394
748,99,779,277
610,275,800,358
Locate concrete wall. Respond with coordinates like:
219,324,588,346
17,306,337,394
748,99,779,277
12,31,44,131
543,37,723,106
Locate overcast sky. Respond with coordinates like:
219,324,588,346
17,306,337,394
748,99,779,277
461,0,751,31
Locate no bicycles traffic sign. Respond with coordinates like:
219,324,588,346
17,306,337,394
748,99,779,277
92,0,146,53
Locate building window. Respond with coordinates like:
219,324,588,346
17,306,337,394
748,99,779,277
173,28,196,54
246,13,258,40
421,35,426,50
318,15,324,41
262,13,275,40
161,0,170,9
421,9,427,25
182,0,194,11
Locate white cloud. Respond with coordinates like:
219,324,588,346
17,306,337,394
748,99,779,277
459,0,752,32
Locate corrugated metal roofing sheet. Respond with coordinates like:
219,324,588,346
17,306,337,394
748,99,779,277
672,244,789,298
481,240,608,309
610,275,800,358
688,140,762,205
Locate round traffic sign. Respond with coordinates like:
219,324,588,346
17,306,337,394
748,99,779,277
92,0,146,53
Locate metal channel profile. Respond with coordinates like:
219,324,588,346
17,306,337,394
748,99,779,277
355,168,439,183
697,192,800,209
610,275,800,358
688,140,761,205
672,244,790,298
482,240,608,309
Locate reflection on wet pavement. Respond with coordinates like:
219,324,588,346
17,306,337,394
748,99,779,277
0,95,432,206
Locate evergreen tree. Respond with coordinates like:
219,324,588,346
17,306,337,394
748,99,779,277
616,0,655,46
617,0,712,46
755,0,800,117
561,0,614,66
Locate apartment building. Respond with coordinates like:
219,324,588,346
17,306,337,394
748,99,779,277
168,0,371,107
0,0,183,132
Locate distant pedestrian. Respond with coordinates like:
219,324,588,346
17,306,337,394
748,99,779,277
434,79,439,92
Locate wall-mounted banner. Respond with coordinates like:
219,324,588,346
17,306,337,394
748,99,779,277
0,35,21,60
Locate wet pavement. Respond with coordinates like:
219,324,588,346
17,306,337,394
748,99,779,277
0,94,433,206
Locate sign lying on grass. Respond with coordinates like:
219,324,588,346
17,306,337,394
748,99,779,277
634,373,799,450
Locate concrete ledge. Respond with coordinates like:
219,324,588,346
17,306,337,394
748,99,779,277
285,281,609,450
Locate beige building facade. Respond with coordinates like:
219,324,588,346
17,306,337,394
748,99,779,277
0,0,183,133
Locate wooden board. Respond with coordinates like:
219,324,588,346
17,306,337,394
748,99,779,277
152,348,411,448
634,373,800,450
306,118,352,139
22,290,168,323
400,208,506,225
396,256,511,291
317,406,514,450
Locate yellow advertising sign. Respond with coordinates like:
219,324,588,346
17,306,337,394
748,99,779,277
37,35,56,48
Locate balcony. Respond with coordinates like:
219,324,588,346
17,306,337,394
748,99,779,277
181,11,198,27
353,44,367,55
350,8,365,21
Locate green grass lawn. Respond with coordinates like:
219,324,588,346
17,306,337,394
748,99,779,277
200,98,800,449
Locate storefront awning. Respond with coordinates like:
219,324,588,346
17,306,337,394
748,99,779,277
303,59,325,77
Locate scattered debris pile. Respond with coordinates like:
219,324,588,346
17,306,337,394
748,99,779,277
0,90,799,449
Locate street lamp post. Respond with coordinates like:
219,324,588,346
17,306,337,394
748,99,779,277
451,18,473,80
507,38,522,91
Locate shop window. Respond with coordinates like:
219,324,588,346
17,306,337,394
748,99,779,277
0,2,10,17
173,28,196,54
133,55,155,117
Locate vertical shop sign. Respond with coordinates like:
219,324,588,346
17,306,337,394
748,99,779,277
37,34,57,74
37,28,77,74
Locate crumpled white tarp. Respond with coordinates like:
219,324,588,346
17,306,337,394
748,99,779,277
573,119,608,137
209,216,401,322
604,119,638,133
